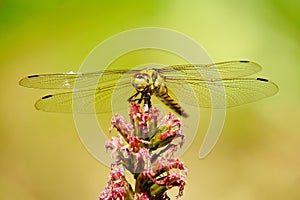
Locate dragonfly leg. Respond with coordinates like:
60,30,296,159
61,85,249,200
128,91,146,104
128,91,140,102
137,96,143,104
144,94,152,108
128,89,153,109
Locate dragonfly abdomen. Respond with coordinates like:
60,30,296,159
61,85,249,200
156,92,188,118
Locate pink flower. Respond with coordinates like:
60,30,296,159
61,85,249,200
110,114,133,138
99,167,134,200
148,114,184,150
159,114,182,140
133,193,150,200
100,103,187,199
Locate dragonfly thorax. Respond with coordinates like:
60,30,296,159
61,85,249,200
130,68,187,116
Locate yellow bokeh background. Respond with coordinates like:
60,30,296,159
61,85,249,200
1,0,299,199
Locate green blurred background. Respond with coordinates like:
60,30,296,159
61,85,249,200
1,0,299,199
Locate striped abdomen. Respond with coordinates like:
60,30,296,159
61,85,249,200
156,92,188,118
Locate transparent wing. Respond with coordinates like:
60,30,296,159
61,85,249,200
20,60,277,113
19,69,139,89
166,77,279,108
34,81,133,113
19,60,260,89
159,60,262,80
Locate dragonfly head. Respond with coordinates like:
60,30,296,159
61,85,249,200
132,72,151,91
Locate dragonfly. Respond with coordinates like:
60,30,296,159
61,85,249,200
19,60,279,117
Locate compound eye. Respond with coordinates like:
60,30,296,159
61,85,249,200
137,75,144,79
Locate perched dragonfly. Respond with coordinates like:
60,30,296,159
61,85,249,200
19,60,279,117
